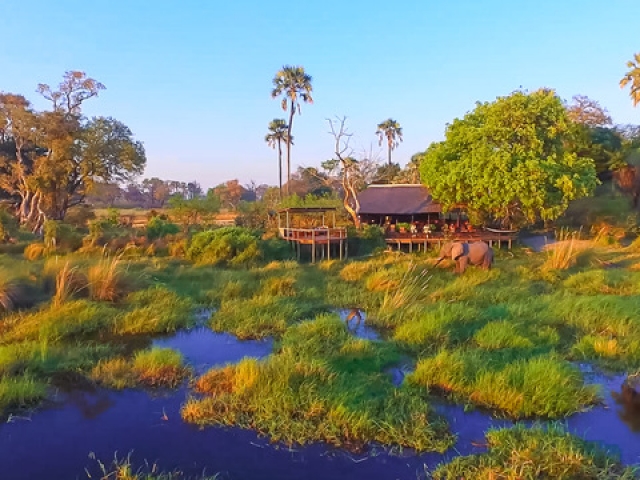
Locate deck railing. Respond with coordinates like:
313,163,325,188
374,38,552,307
279,227,348,242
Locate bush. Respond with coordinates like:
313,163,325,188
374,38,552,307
0,210,18,242
43,220,83,252
64,205,96,228
23,242,47,261
146,217,180,240
347,225,386,257
187,227,261,266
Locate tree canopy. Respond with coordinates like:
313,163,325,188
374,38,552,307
0,71,145,230
621,53,640,107
420,89,598,227
376,119,403,165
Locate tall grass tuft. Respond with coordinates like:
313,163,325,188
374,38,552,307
0,279,26,313
52,261,88,306
378,263,431,320
542,229,585,270
88,256,131,302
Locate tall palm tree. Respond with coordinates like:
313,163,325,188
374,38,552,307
264,119,291,197
271,65,313,195
621,53,640,107
376,119,403,165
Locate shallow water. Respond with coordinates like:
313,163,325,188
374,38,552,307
520,233,555,252
336,308,381,341
1,327,639,479
152,326,273,374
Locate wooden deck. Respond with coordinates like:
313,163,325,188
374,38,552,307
279,227,348,262
385,231,517,252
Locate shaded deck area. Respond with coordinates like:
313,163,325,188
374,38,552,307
277,207,348,263
385,230,517,252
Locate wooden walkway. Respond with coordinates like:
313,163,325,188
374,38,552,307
385,231,517,252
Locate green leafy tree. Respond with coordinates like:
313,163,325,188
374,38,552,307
0,72,145,231
271,66,313,195
620,53,640,107
265,118,291,197
376,119,403,165
420,89,598,227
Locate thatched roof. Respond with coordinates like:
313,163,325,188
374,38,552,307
357,184,442,215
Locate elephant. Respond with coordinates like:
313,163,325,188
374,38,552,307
434,241,493,273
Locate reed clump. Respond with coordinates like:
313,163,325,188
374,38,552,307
88,256,132,302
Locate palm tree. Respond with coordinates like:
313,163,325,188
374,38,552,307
264,119,291,197
271,66,313,195
376,119,403,165
621,53,640,107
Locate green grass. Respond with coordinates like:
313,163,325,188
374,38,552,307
114,287,194,335
408,349,599,418
183,314,453,452
433,424,638,479
2,238,640,464
92,348,190,389
0,375,47,413
0,300,118,343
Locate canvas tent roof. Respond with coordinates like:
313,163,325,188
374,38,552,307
357,184,442,215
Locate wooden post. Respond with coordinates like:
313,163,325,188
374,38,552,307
312,230,316,264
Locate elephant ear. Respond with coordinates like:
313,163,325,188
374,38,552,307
452,242,464,259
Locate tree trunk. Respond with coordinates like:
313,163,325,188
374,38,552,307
341,162,361,228
286,103,295,196
277,139,283,198
388,139,392,165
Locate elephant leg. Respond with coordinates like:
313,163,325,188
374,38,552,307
484,249,494,270
458,256,469,273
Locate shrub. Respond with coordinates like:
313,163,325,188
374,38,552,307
0,210,18,242
24,242,47,261
187,227,261,266
64,205,96,228
146,217,180,240
0,280,30,313
260,237,292,262
43,220,83,252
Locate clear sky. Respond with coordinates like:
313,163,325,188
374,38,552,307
1,0,639,188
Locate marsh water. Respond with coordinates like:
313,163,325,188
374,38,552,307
1,322,639,479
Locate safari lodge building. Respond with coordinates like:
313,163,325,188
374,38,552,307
357,184,445,228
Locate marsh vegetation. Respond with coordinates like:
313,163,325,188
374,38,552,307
0,222,639,477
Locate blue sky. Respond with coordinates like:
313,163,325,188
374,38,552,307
1,0,639,188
